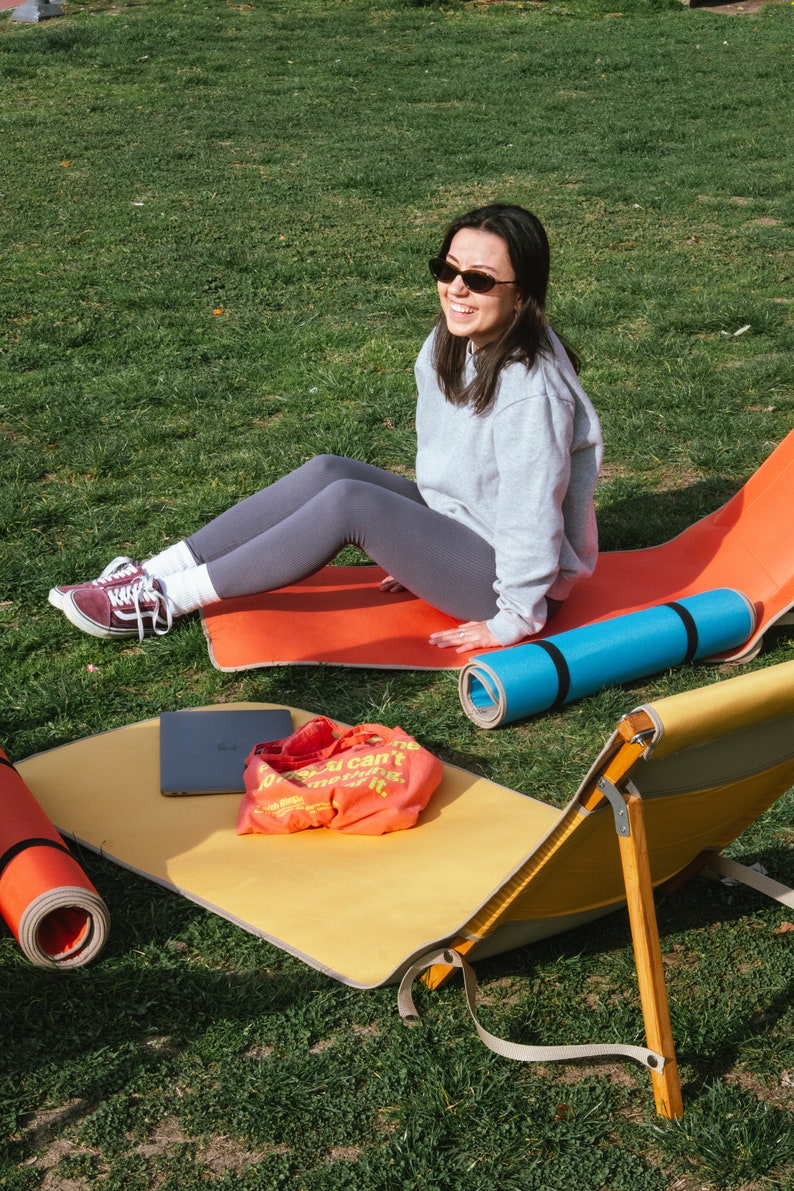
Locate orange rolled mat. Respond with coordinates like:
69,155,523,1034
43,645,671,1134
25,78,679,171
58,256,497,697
0,750,110,968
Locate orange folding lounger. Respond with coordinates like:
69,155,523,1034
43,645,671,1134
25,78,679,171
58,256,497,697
17,661,794,1115
0,750,110,969
201,429,794,670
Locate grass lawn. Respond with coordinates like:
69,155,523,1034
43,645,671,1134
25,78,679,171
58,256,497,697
1,0,793,1186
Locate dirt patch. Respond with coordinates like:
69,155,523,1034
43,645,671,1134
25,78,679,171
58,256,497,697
16,1104,287,1186
532,1060,640,1089
724,1067,794,1110
685,0,788,15
328,1145,362,1162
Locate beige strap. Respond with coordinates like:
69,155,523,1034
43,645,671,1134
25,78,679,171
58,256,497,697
707,855,794,909
398,949,665,1072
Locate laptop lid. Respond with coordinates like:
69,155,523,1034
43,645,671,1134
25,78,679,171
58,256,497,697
159,708,293,796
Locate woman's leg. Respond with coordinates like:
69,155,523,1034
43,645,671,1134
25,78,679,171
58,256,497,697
58,455,500,637
185,455,425,565
203,473,499,623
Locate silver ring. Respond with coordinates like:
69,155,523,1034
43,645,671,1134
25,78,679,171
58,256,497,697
459,630,465,638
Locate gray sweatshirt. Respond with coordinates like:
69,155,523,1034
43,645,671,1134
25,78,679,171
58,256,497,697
414,327,603,646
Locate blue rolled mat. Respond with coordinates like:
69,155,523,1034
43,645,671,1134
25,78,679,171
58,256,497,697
459,588,756,728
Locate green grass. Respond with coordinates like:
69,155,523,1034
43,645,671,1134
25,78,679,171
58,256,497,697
1,0,793,1186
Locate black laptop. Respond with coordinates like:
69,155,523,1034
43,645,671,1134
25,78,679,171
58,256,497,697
159,708,293,796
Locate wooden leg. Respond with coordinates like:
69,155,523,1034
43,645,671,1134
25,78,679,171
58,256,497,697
618,793,684,1119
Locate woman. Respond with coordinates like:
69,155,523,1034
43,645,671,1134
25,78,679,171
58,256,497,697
50,203,603,654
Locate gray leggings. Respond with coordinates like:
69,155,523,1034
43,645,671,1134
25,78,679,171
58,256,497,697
186,455,500,621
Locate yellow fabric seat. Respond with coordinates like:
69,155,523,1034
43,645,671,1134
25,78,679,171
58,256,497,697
403,658,794,1118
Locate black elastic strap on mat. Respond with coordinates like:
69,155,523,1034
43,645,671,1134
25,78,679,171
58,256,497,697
533,640,571,709
0,837,74,879
665,601,699,663
0,754,77,875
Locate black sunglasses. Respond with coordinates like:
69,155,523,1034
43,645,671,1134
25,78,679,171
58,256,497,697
429,257,516,294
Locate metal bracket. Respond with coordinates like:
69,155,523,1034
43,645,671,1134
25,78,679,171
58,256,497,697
596,776,631,837
617,714,657,748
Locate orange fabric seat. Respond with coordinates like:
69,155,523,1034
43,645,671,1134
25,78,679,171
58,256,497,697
202,430,794,670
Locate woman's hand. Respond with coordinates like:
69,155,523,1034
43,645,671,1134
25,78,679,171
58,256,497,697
429,620,500,654
379,574,407,593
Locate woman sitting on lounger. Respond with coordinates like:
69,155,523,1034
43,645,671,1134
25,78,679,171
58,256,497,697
50,203,603,655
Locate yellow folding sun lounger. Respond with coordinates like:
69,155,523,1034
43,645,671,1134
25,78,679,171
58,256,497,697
399,657,794,1120
17,661,794,1120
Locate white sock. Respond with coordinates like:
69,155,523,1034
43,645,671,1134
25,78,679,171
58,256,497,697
159,565,221,616
144,540,196,577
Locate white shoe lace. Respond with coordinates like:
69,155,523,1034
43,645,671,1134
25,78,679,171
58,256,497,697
108,575,174,640
94,556,137,586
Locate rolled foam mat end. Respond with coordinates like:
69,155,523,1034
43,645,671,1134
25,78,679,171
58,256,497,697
0,751,110,968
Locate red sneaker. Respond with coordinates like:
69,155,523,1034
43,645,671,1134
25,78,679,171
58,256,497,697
48,557,140,611
63,573,174,640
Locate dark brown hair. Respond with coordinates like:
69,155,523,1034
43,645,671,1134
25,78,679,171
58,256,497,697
431,203,575,414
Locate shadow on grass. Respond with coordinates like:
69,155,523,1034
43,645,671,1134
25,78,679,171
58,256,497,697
459,847,794,1076
2,839,792,1185
596,476,742,552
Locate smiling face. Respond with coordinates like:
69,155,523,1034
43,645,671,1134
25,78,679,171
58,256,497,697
436,227,520,351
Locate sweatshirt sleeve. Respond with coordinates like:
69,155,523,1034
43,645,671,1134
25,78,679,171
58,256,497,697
484,348,600,646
